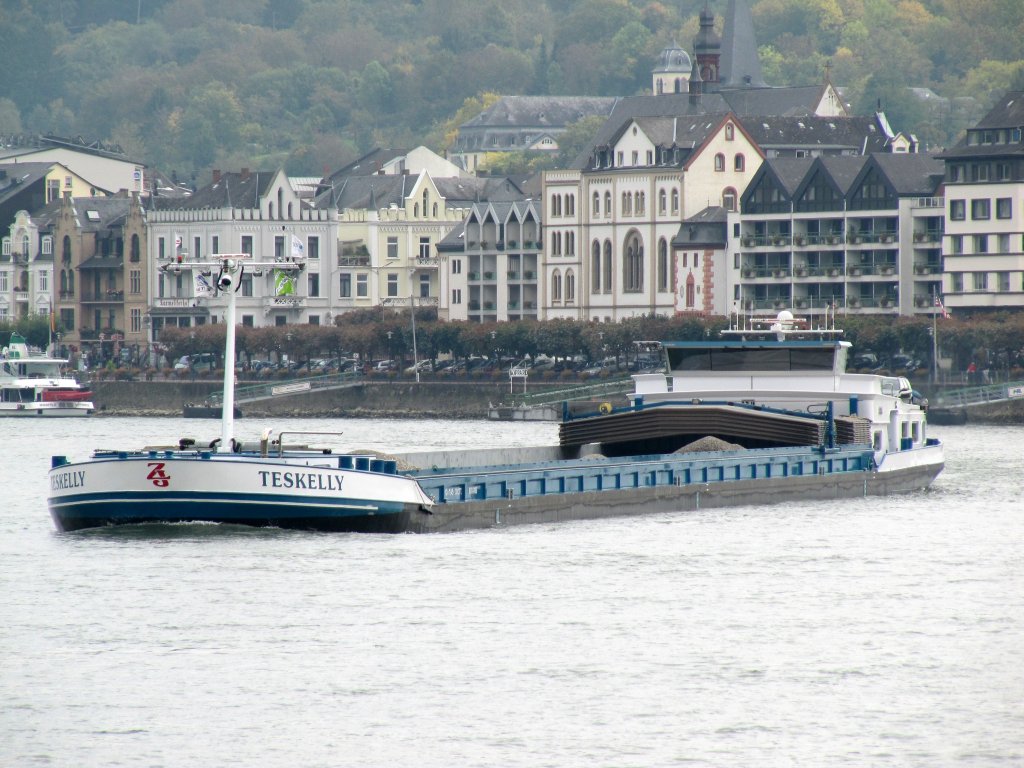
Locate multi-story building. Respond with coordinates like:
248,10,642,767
445,200,543,322
939,90,1024,313
148,168,337,332
0,134,145,198
47,191,150,363
320,166,525,320
735,153,944,317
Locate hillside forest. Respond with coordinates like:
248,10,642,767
2,0,1023,183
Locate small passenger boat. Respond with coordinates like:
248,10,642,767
1,333,94,417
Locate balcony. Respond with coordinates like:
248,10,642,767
338,254,370,267
507,271,520,280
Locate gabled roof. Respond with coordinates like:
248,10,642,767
0,162,52,205
325,149,410,181
816,155,869,195
974,91,1024,129
866,153,944,195
152,170,277,210
765,157,817,196
720,85,834,118
940,90,1024,160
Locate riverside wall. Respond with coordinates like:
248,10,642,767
88,379,1024,423
89,379,517,419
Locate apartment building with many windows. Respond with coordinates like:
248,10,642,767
735,153,944,317
940,91,1024,312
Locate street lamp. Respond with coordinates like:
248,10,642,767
386,330,393,367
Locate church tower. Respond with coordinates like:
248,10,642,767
694,4,721,87
652,42,692,95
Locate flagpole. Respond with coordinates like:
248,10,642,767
932,289,939,385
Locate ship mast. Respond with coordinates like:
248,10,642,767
159,252,305,451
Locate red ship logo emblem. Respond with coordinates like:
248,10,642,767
147,462,171,487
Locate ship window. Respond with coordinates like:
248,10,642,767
873,431,882,451
666,345,837,372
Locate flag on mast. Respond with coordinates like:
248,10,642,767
194,272,213,297
291,234,304,260
274,270,295,296
934,294,950,319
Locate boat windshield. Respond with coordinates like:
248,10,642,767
667,345,838,373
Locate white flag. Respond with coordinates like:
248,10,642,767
174,233,182,251
194,272,213,298
291,234,305,260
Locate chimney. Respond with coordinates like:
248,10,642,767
212,169,221,183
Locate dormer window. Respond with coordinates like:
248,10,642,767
725,123,735,140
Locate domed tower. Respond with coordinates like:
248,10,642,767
694,4,721,87
652,42,692,95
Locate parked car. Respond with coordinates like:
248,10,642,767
373,360,396,372
403,360,433,375
173,353,218,372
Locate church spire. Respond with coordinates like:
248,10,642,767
719,0,766,88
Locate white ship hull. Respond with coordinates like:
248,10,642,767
48,451,435,533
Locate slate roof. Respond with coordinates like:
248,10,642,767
324,149,409,181
671,206,728,248
973,91,1024,129
869,153,944,195
816,155,871,195
742,114,891,153
151,170,276,210
461,96,617,130
720,86,828,118
940,90,1024,160
315,173,527,211
0,162,52,204
719,0,766,88
761,157,816,196
68,196,132,231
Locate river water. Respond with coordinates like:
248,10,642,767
2,417,1022,767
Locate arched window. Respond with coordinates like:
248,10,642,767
422,189,429,215
725,123,735,141
734,154,745,172
604,191,612,216
658,189,667,214
723,187,738,212
68,269,75,294
42,236,52,255
62,235,72,263
277,188,284,219
623,232,644,293
565,269,575,302
603,240,613,293
287,202,293,219
637,192,645,215
551,269,562,302
130,234,140,263
269,202,274,219
414,203,419,217
564,194,573,216
60,270,68,293
622,192,629,215
591,241,601,293
686,273,696,308
671,189,679,214
432,203,438,217
22,234,30,255
567,231,575,255
657,238,668,292
551,194,561,217
593,192,600,215
714,153,725,172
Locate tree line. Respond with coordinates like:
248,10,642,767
2,0,1022,181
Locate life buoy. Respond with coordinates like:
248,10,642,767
598,402,612,415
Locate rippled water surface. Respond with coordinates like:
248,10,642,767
2,418,1022,767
